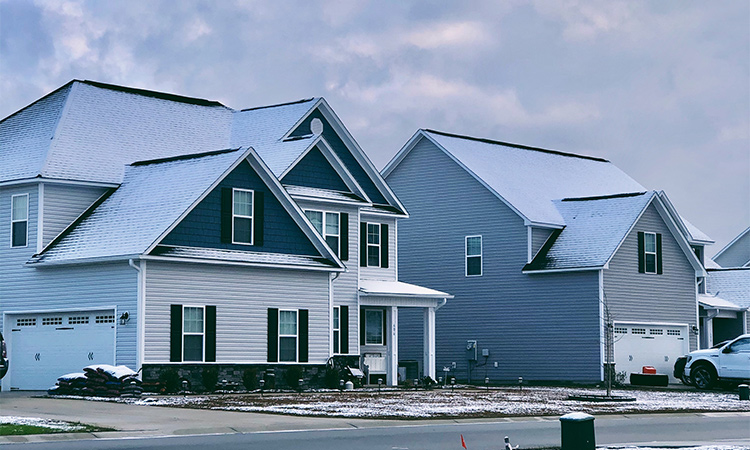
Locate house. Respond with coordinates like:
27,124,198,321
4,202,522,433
699,226,750,347
0,81,450,391
382,129,709,384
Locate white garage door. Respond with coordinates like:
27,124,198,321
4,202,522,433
8,310,116,390
614,323,688,383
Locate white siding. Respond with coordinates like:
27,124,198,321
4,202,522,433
42,183,107,246
143,261,331,364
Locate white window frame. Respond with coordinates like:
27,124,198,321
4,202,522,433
332,306,341,354
367,223,381,267
364,308,384,345
182,305,205,362
278,309,298,362
644,232,657,274
232,188,254,245
10,193,29,248
466,235,483,277
305,209,340,257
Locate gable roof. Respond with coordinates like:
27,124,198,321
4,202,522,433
29,147,344,269
523,191,706,275
712,226,750,268
383,129,646,227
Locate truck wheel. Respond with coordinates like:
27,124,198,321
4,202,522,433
691,363,716,389
680,374,691,385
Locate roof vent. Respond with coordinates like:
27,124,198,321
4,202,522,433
310,118,324,135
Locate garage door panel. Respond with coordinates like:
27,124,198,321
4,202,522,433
614,323,688,383
8,311,115,390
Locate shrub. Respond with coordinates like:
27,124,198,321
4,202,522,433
284,366,304,390
242,368,258,390
202,368,219,393
323,368,341,389
160,369,181,394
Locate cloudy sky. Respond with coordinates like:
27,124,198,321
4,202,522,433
1,0,748,256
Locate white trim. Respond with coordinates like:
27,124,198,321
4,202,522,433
231,188,254,245
523,265,603,274
140,254,344,272
0,178,119,188
599,269,605,382
304,209,341,257
365,222,381,267
359,209,405,219
332,305,341,355
657,191,714,244
278,308,299,363
465,235,482,277
37,183,44,253
288,193,370,207
643,231,658,274
527,226,533,263
613,320,691,328
363,308,384,345
3,305,119,316
10,193,29,248
182,305,206,362
713,225,750,261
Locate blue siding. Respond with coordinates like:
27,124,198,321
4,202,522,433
291,109,388,204
388,138,602,383
281,147,349,192
161,160,319,256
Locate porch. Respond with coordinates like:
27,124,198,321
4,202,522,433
699,293,747,348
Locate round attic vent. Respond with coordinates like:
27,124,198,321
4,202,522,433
310,118,324,135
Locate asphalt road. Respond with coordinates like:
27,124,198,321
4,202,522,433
3,413,749,449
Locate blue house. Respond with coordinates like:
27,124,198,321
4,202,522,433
383,129,710,384
0,81,450,390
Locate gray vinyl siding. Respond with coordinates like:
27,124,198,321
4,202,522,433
143,261,331,364
42,183,108,246
297,200,360,354
714,231,750,268
1,184,137,369
360,215,397,281
387,138,602,383
604,204,699,350
530,227,554,260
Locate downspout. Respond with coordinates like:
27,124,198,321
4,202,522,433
436,298,448,310
128,259,143,373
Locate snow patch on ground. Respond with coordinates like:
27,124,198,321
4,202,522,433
600,447,749,450
0,416,88,432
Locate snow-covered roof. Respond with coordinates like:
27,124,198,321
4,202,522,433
698,294,745,311
359,279,452,298
385,129,646,227
230,99,317,148
713,225,750,268
149,246,339,270
284,185,368,204
707,268,750,309
524,192,654,271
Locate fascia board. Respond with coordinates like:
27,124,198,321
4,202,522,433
0,177,119,188
289,194,371,208
658,191,715,245
381,130,424,178
420,131,535,226
651,196,707,276
140,255,344,272
27,253,141,266
280,97,325,141
713,225,750,260
599,192,655,271
522,265,603,274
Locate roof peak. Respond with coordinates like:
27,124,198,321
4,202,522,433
80,80,227,108
239,97,316,112
560,191,649,202
423,129,610,163
130,148,241,166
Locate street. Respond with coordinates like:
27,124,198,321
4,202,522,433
2,412,748,449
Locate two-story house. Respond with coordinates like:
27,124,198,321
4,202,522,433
0,81,450,391
383,129,709,384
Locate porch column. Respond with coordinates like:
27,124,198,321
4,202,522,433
423,306,436,380
388,306,399,386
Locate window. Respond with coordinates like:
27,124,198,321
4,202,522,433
232,189,253,245
305,210,340,256
279,310,298,362
183,306,204,362
638,231,662,274
466,236,482,276
644,232,657,274
68,316,89,325
365,309,384,345
11,194,28,248
367,223,380,267
667,329,681,336
333,307,340,354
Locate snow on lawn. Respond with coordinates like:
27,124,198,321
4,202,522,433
130,386,750,419
0,416,89,432
600,447,749,450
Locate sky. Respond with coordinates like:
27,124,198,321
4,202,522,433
0,0,748,257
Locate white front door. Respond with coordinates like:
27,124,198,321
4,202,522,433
614,323,689,383
7,310,116,390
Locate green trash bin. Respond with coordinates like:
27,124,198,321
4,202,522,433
560,412,595,450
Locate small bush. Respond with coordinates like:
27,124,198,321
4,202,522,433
263,371,276,390
421,376,437,389
284,366,304,390
160,369,180,394
242,368,258,390
202,368,219,393
324,368,341,389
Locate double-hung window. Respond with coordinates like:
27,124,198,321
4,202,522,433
183,306,204,362
305,210,340,256
638,231,662,274
11,194,28,248
365,309,383,345
643,232,657,274
466,235,482,276
333,306,341,354
367,223,381,267
232,189,253,245
278,310,298,362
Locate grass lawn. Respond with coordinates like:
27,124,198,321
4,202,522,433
0,421,113,436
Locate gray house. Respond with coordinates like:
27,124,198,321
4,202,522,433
383,129,709,384
0,81,450,391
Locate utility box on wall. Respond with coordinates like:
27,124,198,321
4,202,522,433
466,340,477,361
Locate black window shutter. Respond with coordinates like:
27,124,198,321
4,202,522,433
340,305,349,354
205,306,216,362
360,222,367,267
170,305,183,362
267,308,278,363
637,231,645,273
254,191,264,246
221,188,233,243
380,224,389,268
340,213,349,261
298,309,309,363
360,307,365,344
656,233,663,274
382,309,387,346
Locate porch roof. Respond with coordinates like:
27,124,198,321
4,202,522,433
698,294,745,311
359,280,452,299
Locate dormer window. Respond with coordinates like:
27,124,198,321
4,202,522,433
232,189,254,245
11,194,28,248
638,231,662,274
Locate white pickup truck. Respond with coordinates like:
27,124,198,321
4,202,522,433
683,334,750,389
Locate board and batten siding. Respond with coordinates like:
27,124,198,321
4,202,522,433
42,183,108,247
143,261,331,364
359,214,398,281
604,203,698,351
387,137,602,382
1,183,138,369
